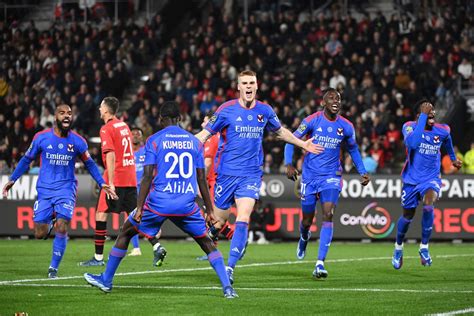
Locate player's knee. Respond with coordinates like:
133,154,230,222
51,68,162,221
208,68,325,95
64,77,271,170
322,212,333,222
34,230,46,239
55,220,68,234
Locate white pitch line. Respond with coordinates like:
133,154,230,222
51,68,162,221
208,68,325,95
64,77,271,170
427,307,474,316
0,253,473,286
3,283,474,294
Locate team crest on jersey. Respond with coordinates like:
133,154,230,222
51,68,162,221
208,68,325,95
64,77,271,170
327,127,333,133
297,123,307,133
337,127,343,136
247,115,253,121
67,144,74,152
209,115,217,124
58,143,64,149
139,155,145,162
257,114,264,123
405,125,413,134
433,135,440,143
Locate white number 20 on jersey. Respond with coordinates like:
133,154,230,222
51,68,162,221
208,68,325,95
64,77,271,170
164,152,193,179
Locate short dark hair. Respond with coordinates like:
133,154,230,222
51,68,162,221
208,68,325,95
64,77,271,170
55,104,71,113
103,97,120,114
160,101,180,119
322,87,338,98
130,126,144,135
415,98,434,113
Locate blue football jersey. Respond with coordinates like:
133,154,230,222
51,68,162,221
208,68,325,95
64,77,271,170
204,99,282,176
134,146,146,192
402,118,453,185
143,125,204,215
294,111,366,179
25,128,91,198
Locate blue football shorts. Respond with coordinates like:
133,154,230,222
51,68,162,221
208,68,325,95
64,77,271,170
300,175,342,213
128,205,207,239
401,179,441,209
213,174,262,210
33,195,76,223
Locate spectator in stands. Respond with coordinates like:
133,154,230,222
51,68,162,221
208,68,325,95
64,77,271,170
464,142,474,175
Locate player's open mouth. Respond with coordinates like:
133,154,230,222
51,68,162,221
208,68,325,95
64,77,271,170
245,91,253,98
428,118,435,125
331,104,340,111
62,120,71,127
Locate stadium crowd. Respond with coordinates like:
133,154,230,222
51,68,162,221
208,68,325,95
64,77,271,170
0,1,473,175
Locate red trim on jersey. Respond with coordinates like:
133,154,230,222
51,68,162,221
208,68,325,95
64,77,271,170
144,203,199,217
214,127,227,172
71,130,88,144
400,148,409,176
215,99,238,113
305,111,321,123
33,128,52,140
434,123,450,132
338,115,353,126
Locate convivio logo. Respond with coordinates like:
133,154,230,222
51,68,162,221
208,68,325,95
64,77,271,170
340,202,395,238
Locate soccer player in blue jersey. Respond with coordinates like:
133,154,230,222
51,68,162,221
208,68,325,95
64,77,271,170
392,100,462,269
128,127,167,267
195,70,324,284
84,101,238,298
284,88,370,279
2,104,117,278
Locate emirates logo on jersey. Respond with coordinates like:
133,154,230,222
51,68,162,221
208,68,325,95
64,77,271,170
337,127,344,136
67,144,74,152
257,114,264,123
433,135,440,143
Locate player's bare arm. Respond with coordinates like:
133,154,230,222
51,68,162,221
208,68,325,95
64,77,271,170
360,174,370,186
105,151,116,190
286,165,299,181
195,129,212,143
196,167,215,224
134,165,154,223
276,127,324,154
2,180,15,198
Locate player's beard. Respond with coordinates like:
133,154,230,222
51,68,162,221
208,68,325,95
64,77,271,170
56,118,72,135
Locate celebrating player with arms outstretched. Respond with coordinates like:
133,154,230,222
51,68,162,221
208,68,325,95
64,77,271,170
284,88,370,279
196,70,324,284
84,101,237,298
392,100,462,269
3,104,117,278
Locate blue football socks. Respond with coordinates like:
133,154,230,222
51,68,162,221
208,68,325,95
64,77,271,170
50,231,67,269
103,247,127,284
228,221,248,269
396,216,412,245
421,205,434,245
131,234,140,249
208,250,231,289
317,222,333,261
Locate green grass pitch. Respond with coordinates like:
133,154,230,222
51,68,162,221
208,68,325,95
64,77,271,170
0,239,473,315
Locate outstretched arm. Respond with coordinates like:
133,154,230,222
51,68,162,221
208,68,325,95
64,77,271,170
276,127,324,154
442,134,462,169
81,152,106,187
196,129,213,143
3,156,34,197
134,165,154,223
284,143,299,181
